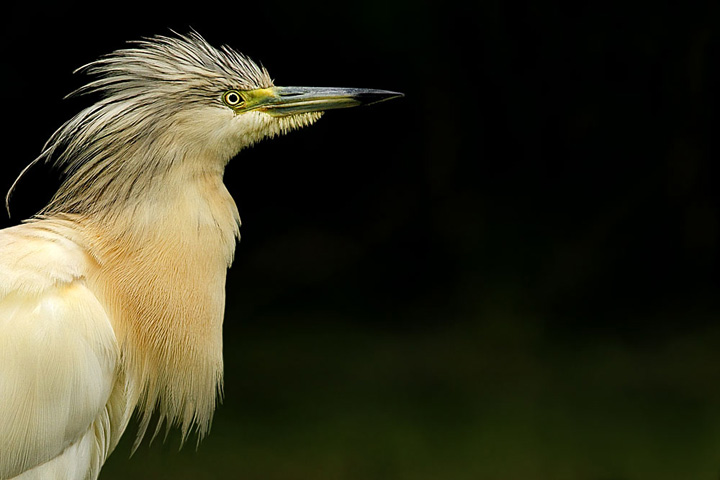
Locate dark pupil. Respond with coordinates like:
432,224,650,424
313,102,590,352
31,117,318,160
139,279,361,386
228,93,239,104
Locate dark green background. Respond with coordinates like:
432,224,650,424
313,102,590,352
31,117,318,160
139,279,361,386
2,1,720,478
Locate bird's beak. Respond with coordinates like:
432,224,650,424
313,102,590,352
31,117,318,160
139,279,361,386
243,86,403,117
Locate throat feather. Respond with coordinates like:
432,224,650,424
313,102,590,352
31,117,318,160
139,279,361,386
77,173,240,446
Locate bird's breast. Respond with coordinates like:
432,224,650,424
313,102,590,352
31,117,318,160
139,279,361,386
73,172,241,442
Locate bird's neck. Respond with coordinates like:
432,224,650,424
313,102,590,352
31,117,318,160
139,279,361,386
56,164,241,442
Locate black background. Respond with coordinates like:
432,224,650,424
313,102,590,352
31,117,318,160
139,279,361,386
3,1,720,479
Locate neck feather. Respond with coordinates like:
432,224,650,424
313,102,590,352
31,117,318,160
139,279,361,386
49,161,240,446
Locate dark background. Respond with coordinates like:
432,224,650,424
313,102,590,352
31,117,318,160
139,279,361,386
3,1,720,479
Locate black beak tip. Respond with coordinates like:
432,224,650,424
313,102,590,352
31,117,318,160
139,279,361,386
357,89,405,106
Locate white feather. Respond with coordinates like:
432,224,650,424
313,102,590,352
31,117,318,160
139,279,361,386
0,224,126,479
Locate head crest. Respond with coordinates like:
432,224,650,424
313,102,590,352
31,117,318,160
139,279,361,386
6,32,274,216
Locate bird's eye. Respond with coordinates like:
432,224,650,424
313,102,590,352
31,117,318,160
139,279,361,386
223,91,244,107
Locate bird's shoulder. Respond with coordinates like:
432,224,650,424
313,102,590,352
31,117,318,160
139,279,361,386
0,221,94,297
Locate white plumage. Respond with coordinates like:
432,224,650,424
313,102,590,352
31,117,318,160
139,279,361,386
0,223,123,479
0,32,401,479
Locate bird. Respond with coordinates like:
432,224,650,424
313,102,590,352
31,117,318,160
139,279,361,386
0,31,401,479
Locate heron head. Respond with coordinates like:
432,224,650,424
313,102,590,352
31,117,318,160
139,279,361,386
9,32,401,216
72,32,401,164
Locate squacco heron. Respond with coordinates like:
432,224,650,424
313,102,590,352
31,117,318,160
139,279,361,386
0,32,401,479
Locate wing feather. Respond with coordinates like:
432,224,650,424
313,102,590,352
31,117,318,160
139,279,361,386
0,224,119,479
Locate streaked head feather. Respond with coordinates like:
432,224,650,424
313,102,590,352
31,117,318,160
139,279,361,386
6,32,318,218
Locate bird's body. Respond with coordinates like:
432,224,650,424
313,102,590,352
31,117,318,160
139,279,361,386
0,33,400,479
